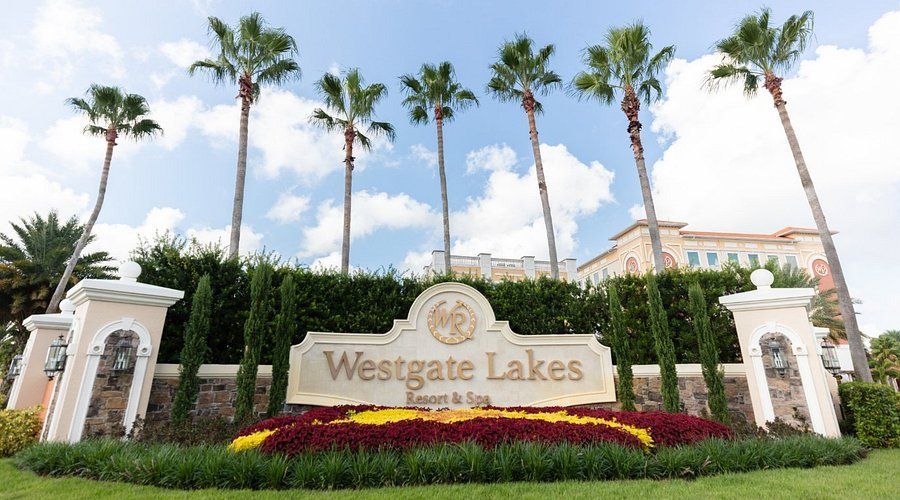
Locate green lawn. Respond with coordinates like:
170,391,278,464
3,449,897,499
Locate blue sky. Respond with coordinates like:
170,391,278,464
1,1,899,332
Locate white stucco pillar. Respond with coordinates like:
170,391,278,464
562,258,577,281
719,269,841,437
522,256,535,279
431,250,447,275
6,300,76,410
41,262,183,443
478,253,491,280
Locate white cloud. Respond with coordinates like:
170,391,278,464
266,192,311,224
0,117,31,173
159,39,211,68
149,95,205,150
299,190,438,259
90,207,185,259
465,143,518,174
40,115,145,173
451,143,615,259
410,144,437,168
401,250,433,275
187,224,264,256
644,9,900,333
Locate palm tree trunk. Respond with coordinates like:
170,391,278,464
47,136,116,313
523,91,559,280
765,73,872,382
435,111,452,273
228,90,251,260
622,87,665,273
341,126,355,274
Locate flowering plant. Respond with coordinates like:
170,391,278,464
230,405,731,455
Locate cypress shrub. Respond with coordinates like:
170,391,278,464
689,282,729,423
235,263,275,423
267,274,298,417
171,275,213,424
646,272,680,413
839,381,900,448
607,283,635,411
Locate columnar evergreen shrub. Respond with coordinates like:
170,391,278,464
646,272,680,412
607,283,635,411
839,381,900,448
0,407,41,456
171,275,212,424
267,274,298,417
234,262,275,423
689,282,729,423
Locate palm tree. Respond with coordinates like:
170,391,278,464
707,9,872,382
400,62,479,273
46,86,162,312
571,23,674,272
487,34,562,279
189,12,301,260
869,331,900,385
310,69,395,274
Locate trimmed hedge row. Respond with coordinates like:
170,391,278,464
839,382,900,448
15,436,865,490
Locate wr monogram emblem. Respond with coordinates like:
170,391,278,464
427,299,477,345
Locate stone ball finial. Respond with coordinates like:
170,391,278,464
750,268,774,289
59,299,76,315
118,261,142,282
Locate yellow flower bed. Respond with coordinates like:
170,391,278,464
228,429,275,452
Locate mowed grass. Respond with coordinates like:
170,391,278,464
3,449,897,499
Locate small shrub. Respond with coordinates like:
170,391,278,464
839,381,900,448
0,407,41,457
131,416,241,446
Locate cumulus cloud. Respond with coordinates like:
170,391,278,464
299,190,438,260
159,39,211,68
409,144,438,169
643,9,900,333
266,192,311,223
451,143,615,259
187,224,264,256
90,207,185,259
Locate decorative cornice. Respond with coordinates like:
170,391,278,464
719,287,815,312
626,363,746,377
66,278,184,307
154,363,273,379
23,313,74,332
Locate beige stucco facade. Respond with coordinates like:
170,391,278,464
578,220,834,288
424,251,577,282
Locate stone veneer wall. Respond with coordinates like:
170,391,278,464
759,333,811,428
83,330,140,438
144,364,755,424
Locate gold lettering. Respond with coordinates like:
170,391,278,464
446,356,458,380
486,352,505,379
527,349,547,380
407,360,425,390
567,360,583,380
548,360,566,380
324,351,363,380
426,360,444,381
377,360,392,380
394,356,406,380
406,391,415,404
358,359,376,381
506,360,524,380
458,360,474,380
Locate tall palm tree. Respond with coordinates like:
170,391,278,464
707,9,872,382
46,86,162,313
3,212,113,328
310,69,395,274
487,34,563,279
400,62,479,273
571,23,674,272
189,12,301,260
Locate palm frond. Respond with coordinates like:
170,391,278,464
366,120,395,142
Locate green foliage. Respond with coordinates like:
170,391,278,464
66,85,162,140
267,275,298,417
0,407,41,457
868,332,899,385
171,275,213,424
839,382,900,448
14,436,866,490
487,33,561,111
607,283,635,410
234,262,275,423
689,282,729,423
310,68,395,150
400,61,479,124
131,416,240,446
646,273,680,412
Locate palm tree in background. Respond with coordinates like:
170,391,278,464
487,34,563,279
707,9,872,382
46,85,161,312
400,62,479,273
571,23,674,272
189,12,301,260
310,69,396,274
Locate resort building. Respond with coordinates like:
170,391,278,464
424,250,578,282
578,220,834,288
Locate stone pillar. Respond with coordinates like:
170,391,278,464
6,300,76,410
41,262,183,443
562,258,578,281
522,256,535,279
431,250,446,275
719,269,840,436
478,253,491,280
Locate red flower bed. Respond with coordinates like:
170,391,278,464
235,406,731,456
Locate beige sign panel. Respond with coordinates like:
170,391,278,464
286,282,616,407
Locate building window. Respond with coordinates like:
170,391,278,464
727,252,739,264
601,268,609,280
687,251,701,268
706,252,719,267
785,255,799,269
592,272,600,284
747,254,760,266
767,254,780,266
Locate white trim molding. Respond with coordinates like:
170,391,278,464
154,363,274,379
67,279,184,308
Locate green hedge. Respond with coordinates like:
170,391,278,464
839,382,900,448
15,436,865,490
0,407,41,457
